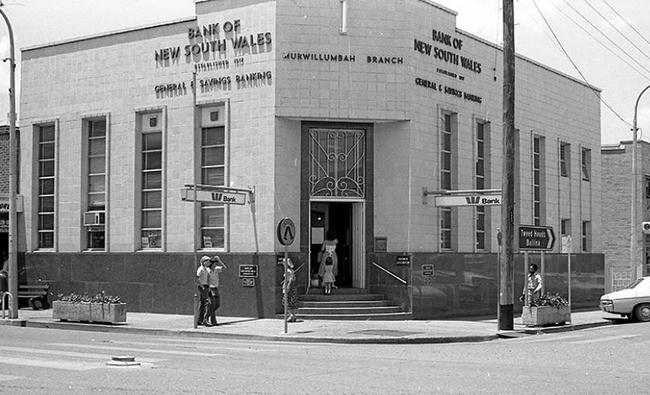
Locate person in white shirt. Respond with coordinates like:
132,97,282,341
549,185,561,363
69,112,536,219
206,255,227,326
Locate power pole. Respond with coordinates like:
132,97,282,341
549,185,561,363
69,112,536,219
499,0,516,331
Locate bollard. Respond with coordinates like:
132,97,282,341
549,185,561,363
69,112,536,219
193,292,199,329
1,291,14,319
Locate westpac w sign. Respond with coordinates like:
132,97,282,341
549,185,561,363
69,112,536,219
435,194,502,207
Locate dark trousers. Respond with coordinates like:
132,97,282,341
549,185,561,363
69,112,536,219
207,287,220,325
197,285,210,325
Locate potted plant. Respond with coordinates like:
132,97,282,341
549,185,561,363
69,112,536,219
521,293,570,327
52,291,126,324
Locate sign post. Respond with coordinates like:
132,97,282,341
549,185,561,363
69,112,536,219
562,235,573,323
277,217,295,334
519,225,556,309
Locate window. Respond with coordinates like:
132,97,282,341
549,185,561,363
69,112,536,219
475,121,488,250
140,112,163,249
561,219,570,236
85,118,107,250
581,148,591,181
440,207,452,250
533,136,544,226
559,142,570,177
200,106,226,249
37,124,56,249
440,113,453,191
582,221,591,252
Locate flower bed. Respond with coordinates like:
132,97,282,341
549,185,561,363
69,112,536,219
52,292,126,324
521,293,570,327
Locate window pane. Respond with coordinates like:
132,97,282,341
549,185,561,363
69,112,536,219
141,230,161,249
476,159,484,175
477,141,484,157
88,193,105,210
89,156,105,174
39,160,54,177
477,213,485,229
441,172,451,190
202,147,224,166
202,167,224,186
89,121,106,137
442,133,451,151
143,172,162,189
39,232,54,249
476,232,485,250
88,175,105,193
476,177,484,190
441,231,451,249
201,228,224,249
88,138,105,156
39,196,54,212
39,179,54,195
202,127,225,146
40,142,55,159
142,210,161,228
39,126,55,142
143,152,162,170
143,132,162,150
533,155,539,168
39,213,54,230
444,115,451,131
442,152,451,170
87,230,105,249
142,191,161,208
201,207,224,227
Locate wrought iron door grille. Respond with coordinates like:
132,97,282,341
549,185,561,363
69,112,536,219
309,128,365,198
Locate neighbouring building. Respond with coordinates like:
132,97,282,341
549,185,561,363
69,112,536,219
0,124,19,261
17,0,604,319
601,140,650,292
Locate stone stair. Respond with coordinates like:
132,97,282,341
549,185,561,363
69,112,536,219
295,288,411,320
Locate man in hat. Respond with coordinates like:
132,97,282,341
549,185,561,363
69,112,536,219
206,255,227,326
196,256,212,326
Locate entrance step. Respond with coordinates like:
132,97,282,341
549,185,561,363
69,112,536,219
295,288,409,320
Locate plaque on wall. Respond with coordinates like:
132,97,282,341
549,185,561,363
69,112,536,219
395,255,410,265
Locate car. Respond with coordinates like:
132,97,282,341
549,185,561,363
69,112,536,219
600,276,650,322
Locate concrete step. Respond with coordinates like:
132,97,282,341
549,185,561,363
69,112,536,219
300,300,393,308
299,294,386,302
296,312,413,321
298,306,404,315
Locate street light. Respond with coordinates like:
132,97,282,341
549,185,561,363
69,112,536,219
632,85,650,282
0,2,17,318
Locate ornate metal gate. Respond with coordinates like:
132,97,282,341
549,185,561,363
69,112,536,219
309,128,366,198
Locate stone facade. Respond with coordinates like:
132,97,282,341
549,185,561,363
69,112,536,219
17,0,603,318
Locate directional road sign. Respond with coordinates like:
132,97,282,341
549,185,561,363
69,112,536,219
518,225,555,250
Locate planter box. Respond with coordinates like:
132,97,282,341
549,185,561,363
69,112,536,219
521,305,570,326
52,301,127,324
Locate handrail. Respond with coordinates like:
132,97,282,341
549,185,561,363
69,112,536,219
1,291,15,319
371,262,407,284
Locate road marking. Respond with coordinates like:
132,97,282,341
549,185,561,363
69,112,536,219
569,335,638,345
50,343,225,357
0,346,163,363
0,357,101,371
0,374,23,382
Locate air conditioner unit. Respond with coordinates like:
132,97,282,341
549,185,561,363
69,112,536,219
83,211,105,226
142,113,161,132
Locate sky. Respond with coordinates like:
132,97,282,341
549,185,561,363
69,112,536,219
0,0,649,144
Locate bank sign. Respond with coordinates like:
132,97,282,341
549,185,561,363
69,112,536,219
434,194,501,207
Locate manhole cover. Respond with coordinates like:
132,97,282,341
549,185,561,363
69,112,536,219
350,329,422,337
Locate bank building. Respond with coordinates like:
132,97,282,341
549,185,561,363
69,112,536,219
17,0,604,319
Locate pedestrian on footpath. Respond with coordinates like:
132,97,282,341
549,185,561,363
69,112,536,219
282,259,298,322
521,263,543,306
322,256,335,295
206,255,227,326
196,256,212,326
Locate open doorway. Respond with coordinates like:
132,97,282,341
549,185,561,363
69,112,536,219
310,202,360,288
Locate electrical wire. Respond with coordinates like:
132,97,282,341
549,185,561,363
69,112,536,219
600,0,650,49
582,0,650,64
531,0,631,127
561,0,650,77
551,3,650,81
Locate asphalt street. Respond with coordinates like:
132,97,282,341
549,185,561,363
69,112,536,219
0,320,649,394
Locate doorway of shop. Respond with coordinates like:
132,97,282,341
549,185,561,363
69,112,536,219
310,201,362,289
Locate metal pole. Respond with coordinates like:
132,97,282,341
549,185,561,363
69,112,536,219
0,4,18,319
283,246,288,334
632,85,650,281
499,0,516,331
567,235,572,323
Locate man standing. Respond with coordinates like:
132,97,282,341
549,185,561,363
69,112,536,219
196,256,212,326
521,263,543,306
206,255,227,326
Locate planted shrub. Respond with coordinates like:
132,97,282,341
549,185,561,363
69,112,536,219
531,293,568,309
57,291,122,304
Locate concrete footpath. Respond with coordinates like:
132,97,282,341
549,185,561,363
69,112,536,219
0,308,622,344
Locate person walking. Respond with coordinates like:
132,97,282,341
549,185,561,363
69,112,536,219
318,230,338,288
521,263,543,306
206,255,226,326
282,259,299,322
322,256,336,295
196,256,212,326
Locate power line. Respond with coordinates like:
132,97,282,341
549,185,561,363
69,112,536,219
561,0,650,77
531,0,631,127
552,3,650,82
582,0,650,64
600,0,650,50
